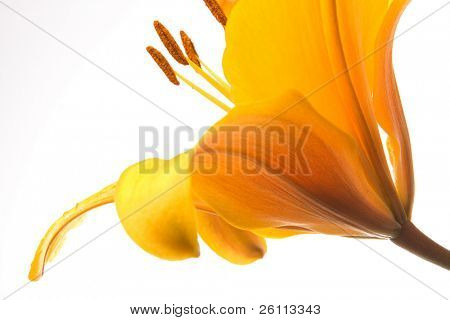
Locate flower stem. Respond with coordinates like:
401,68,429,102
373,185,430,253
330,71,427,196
391,220,450,270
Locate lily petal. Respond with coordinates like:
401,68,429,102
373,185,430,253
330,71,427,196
197,208,266,265
29,184,116,281
192,91,400,238
373,0,414,216
334,0,414,216
223,0,355,137
115,152,200,260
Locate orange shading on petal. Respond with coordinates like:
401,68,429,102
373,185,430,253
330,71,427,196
192,91,400,238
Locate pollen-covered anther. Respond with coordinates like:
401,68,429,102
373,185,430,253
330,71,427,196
146,46,180,85
180,31,201,67
153,21,188,65
203,0,227,27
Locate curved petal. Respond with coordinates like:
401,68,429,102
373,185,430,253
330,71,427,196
373,0,414,216
334,0,413,217
29,184,116,281
115,152,199,260
197,209,266,264
328,0,414,216
192,91,400,238
336,0,392,90
332,0,390,111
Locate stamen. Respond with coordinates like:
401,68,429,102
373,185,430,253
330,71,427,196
147,46,230,111
198,58,231,91
153,21,188,65
146,46,180,85
203,0,227,27
179,30,230,93
176,72,231,112
187,58,232,101
180,31,201,67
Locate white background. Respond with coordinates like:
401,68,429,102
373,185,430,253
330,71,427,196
0,0,449,319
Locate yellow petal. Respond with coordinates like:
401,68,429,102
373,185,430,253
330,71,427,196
192,91,400,238
332,0,390,107
337,0,393,88
115,152,199,260
223,0,357,139
197,208,266,265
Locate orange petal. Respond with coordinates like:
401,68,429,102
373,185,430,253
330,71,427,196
333,0,413,218
373,0,414,216
192,91,400,238
197,208,266,265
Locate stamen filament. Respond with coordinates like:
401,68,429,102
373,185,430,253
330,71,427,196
187,58,232,101
178,30,231,96
176,72,231,112
147,46,230,112
199,58,231,91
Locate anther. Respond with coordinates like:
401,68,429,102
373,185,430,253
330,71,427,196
146,46,180,85
203,0,227,27
153,21,188,65
180,31,201,67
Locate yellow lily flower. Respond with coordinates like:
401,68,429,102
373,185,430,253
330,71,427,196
29,0,450,281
